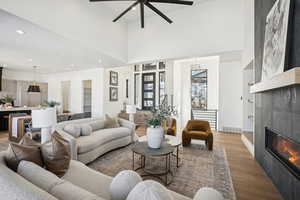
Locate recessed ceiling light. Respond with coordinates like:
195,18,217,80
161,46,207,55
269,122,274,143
131,6,136,11
16,30,25,35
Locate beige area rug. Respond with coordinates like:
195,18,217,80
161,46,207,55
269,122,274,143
88,142,236,200
0,138,9,152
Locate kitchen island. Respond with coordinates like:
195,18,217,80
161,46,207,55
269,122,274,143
0,107,38,131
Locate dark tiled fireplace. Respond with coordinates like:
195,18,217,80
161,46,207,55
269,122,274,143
265,128,300,180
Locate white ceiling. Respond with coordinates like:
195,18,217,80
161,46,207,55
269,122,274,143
0,0,206,73
101,0,207,22
0,9,124,74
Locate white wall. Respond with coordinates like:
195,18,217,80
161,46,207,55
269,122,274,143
173,56,220,130
218,60,243,131
242,0,255,67
103,66,134,117
44,68,104,117
127,0,244,63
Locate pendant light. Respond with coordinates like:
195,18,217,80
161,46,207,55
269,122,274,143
27,66,40,93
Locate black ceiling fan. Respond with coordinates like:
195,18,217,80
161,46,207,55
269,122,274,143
90,0,194,28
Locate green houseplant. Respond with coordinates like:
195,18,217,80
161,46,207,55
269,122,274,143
43,100,60,108
1,95,15,107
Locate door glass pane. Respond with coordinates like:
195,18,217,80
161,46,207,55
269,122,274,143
144,100,154,107
191,69,207,109
143,75,154,82
144,92,154,99
144,83,154,90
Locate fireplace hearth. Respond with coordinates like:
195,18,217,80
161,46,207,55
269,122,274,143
265,127,300,180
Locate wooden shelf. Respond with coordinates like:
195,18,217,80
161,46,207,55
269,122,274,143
250,67,300,93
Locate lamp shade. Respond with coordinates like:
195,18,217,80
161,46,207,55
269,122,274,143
32,108,57,128
126,105,136,114
27,85,40,93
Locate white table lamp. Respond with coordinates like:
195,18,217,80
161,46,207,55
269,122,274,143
32,108,57,144
126,105,136,122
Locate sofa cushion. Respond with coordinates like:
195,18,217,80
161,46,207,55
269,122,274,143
81,124,93,136
0,152,58,200
41,132,71,177
89,120,105,131
110,170,142,200
51,180,104,200
64,124,81,138
126,180,173,200
18,160,64,193
77,127,131,154
63,160,113,200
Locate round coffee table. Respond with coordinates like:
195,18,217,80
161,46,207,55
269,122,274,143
139,135,182,167
131,142,174,185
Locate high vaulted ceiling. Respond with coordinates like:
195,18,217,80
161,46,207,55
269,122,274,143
0,9,125,74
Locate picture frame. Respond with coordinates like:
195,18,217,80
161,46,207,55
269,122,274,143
110,71,118,86
109,87,118,101
262,0,292,80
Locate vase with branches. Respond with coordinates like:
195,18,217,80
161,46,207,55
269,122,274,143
146,96,177,149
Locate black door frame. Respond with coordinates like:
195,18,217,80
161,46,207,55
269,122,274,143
142,72,156,110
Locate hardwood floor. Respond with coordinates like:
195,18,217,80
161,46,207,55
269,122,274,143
0,131,8,139
136,126,283,200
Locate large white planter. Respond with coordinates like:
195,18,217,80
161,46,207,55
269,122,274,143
147,126,164,149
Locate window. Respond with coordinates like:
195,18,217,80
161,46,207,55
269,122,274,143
142,73,155,110
159,71,166,104
191,69,207,110
142,63,157,71
134,74,141,106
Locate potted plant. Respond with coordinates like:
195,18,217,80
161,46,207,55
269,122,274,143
1,95,15,108
146,98,177,149
43,100,60,108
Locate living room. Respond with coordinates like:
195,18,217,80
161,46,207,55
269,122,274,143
0,0,299,200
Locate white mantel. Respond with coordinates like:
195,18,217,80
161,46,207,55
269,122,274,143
250,67,300,93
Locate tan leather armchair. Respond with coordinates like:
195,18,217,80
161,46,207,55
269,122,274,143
182,120,213,150
165,118,177,136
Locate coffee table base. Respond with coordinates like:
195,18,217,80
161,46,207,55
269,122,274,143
132,152,173,186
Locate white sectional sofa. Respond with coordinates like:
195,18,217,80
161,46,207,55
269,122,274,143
55,117,137,164
0,152,222,200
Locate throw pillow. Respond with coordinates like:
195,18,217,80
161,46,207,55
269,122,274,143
193,187,223,200
5,136,43,171
63,124,81,138
41,132,70,177
126,180,173,200
81,124,93,136
110,170,142,200
89,120,105,131
104,114,120,129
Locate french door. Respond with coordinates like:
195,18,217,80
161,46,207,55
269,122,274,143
142,73,156,110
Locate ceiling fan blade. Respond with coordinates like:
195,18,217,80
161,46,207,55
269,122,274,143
149,0,193,6
113,1,139,22
140,2,145,28
90,0,135,2
145,2,173,24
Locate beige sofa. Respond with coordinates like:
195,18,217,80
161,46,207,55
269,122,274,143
0,151,223,200
55,118,137,164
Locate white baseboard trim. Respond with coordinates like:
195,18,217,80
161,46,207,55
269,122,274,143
241,134,254,157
